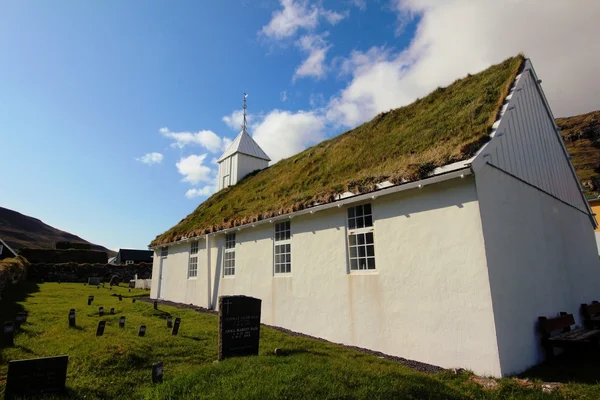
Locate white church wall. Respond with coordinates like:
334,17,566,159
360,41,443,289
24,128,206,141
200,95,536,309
235,154,269,183
208,176,502,376
150,249,160,297
476,164,600,376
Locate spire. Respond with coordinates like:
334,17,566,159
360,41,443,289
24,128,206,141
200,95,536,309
242,92,248,133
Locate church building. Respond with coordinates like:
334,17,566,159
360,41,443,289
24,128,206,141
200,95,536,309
149,56,600,377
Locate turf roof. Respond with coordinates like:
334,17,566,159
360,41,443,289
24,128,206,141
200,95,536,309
152,55,524,246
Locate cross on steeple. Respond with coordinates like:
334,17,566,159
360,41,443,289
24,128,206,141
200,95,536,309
242,93,248,133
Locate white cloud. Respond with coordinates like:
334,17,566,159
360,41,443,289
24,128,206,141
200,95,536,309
294,33,331,81
136,152,163,165
260,0,347,40
185,185,217,199
222,109,253,131
326,0,600,126
176,154,213,185
252,110,325,163
281,90,288,102
160,127,230,153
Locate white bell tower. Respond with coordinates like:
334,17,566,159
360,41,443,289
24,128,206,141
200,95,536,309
217,93,270,191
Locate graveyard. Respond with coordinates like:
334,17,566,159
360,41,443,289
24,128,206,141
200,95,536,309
0,282,599,399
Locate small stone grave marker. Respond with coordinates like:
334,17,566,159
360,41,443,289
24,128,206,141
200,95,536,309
119,316,125,328
139,325,146,337
68,311,76,328
172,318,181,336
97,285,100,289
99,307,104,316
129,288,131,292
119,294,122,301
88,296,94,306
96,321,106,336
102,283,105,288
110,307,114,315
15,313,27,329
166,316,172,328
218,295,262,361
152,361,163,384
4,321,15,347
153,301,158,310
88,277,101,286
5,355,69,399
132,298,136,303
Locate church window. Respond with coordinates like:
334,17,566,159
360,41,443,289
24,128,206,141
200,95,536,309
347,204,376,271
223,233,236,276
274,221,291,274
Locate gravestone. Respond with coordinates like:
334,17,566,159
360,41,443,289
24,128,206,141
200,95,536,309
84,283,87,286
88,296,94,306
5,355,68,399
96,321,106,336
119,316,125,328
88,277,101,286
166,316,172,328
99,307,104,316
97,285,100,289
110,308,114,315
152,361,163,384
109,275,121,286
129,288,131,292
218,295,262,361
15,313,27,329
171,318,181,336
102,283,105,288
68,311,76,328
153,301,158,310
132,299,136,303
110,287,112,291
139,325,146,337
4,321,15,347
119,294,122,301
129,280,135,289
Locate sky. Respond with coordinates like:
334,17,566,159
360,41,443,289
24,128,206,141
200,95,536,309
1,0,599,251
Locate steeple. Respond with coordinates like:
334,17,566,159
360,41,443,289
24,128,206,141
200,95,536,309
217,93,271,191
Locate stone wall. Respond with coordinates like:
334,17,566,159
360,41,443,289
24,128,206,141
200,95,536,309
0,256,28,302
27,262,152,283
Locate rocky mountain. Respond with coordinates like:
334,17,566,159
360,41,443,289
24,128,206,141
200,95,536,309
557,110,600,197
0,206,114,255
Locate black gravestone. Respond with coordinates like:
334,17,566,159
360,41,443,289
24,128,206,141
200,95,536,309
171,318,181,336
218,295,262,361
119,294,122,301
102,283,105,288
5,355,68,399
4,321,15,347
132,298,136,303
68,311,76,328
139,325,146,337
15,312,27,329
119,316,125,328
129,288,131,292
88,277,100,286
153,301,158,310
99,307,104,316
96,321,106,336
88,296,94,306
110,308,114,315
97,285,100,289
166,316,172,328
152,361,163,384
110,287,112,291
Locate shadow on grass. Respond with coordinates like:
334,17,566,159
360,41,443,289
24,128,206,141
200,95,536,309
519,348,600,384
0,280,40,349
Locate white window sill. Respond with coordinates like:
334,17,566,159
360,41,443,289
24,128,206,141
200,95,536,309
187,277,197,280
273,274,292,278
349,270,378,276
223,275,236,279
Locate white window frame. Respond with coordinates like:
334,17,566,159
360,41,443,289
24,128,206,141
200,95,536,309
274,221,291,275
125,260,134,265
160,246,168,258
346,203,376,272
223,233,236,277
188,240,199,279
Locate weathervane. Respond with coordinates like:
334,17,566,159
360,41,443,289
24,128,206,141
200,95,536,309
242,93,248,133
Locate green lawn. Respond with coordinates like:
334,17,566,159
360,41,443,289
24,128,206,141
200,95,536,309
0,283,598,399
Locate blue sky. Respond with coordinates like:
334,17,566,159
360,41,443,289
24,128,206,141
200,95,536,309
1,1,599,250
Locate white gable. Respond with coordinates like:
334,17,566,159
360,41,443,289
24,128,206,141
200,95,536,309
217,130,270,163
472,59,593,224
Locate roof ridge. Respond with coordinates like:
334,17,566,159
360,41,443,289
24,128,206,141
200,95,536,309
217,130,270,162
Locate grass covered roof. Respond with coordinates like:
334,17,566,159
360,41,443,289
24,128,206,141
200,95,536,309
152,55,524,246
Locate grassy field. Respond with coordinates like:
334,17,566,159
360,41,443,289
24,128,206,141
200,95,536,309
1,283,599,399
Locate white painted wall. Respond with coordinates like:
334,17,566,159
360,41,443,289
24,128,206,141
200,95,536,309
153,177,503,376
218,153,269,190
476,164,600,376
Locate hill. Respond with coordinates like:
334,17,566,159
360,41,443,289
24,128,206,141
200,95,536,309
0,206,115,256
152,55,524,246
556,110,600,197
